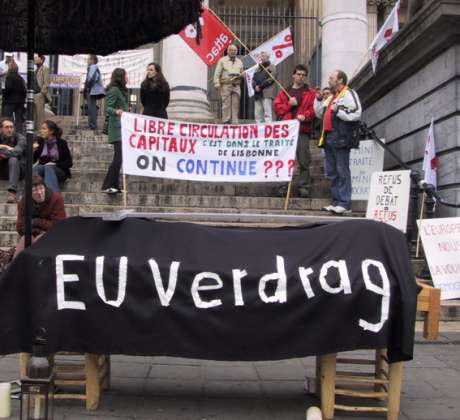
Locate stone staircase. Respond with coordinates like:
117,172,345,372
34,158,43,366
0,116,367,250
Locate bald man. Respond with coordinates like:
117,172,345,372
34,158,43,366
213,44,244,124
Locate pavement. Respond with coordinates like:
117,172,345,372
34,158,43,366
1,322,459,420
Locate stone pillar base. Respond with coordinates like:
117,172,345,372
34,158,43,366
167,87,215,122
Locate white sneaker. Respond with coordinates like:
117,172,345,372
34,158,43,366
321,205,335,212
101,188,119,194
332,205,352,215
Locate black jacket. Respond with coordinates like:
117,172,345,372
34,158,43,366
140,80,170,119
33,138,73,179
3,72,26,105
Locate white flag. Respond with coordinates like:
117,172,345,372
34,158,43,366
245,27,294,98
370,1,400,73
422,118,438,188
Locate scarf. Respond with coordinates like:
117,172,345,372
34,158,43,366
318,85,349,147
40,138,59,161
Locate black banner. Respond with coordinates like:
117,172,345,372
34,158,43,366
0,217,418,362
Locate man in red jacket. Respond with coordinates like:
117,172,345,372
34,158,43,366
273,65,316,197
14,175,66,258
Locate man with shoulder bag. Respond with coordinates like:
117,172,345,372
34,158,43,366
314,69,362,215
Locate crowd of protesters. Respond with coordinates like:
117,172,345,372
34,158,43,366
0,47,362,264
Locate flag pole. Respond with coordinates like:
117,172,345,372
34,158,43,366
122,174,127,208
208,7,292,98
284,181,292,210
415,192,426,258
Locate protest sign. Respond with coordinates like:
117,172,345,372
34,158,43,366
49,74,81,89
58,49,153,89
366,170,411,232
350,140,385,200
0,217,417,363
418,217,460,300
121,113,299,182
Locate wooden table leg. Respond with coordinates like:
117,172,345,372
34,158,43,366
387,362,403,420
85,353,100,410
19,353,30,378
320,353,336,420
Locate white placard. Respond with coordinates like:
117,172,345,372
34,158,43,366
418,217,460,300
121,113,299,182
351,140,385,200
366,170,411,232
58,49,154,89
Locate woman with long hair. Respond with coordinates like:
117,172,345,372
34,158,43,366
2,61,26,133
140,62,170,119
101,67,128,194
32,120,73,192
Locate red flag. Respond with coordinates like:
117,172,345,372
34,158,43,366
179,6,234,67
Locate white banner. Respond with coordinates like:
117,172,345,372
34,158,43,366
350,140,385,200
121,113,299,182
245,27,294,98
58,49,154,89
366,170,411,232
418,217,460,300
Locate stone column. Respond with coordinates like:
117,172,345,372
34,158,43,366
161,34,214,122
321,0,368,85
367,1,379,46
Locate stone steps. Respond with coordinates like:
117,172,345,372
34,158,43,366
2,190,366,210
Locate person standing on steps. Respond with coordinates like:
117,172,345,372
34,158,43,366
84,55,105,131
140,62,170,119
2,61,26,134
213,44,244,124
252,51,276,124
101,68,129,194
33,54,51,131
314,69,362,215
273,64,316,198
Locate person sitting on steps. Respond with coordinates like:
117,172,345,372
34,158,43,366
32,120,73,193
14,175,66,258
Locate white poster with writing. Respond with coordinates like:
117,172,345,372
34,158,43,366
366,170,411,232
121,113,299,182
418,217,460,300
58,49,154,89
351,140,385,200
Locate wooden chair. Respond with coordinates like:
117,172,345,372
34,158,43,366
317,350,403,420
20,352,110,410
316,280,441,419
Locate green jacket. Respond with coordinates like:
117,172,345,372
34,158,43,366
105,86,129,143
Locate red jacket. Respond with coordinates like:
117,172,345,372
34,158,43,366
17,190,66,236
273,85,316,134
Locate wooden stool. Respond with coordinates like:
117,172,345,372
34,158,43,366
317,350,403,420
20,352,110,410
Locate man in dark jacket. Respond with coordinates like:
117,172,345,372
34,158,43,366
273,65,316,197
0,117,26,203
14,175,66,258
252,51,276,123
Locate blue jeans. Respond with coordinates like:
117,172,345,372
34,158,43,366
324,134,351,209
33,164,66,192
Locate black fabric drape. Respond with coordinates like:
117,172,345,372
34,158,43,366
0,0,202,55
0,217,418,363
